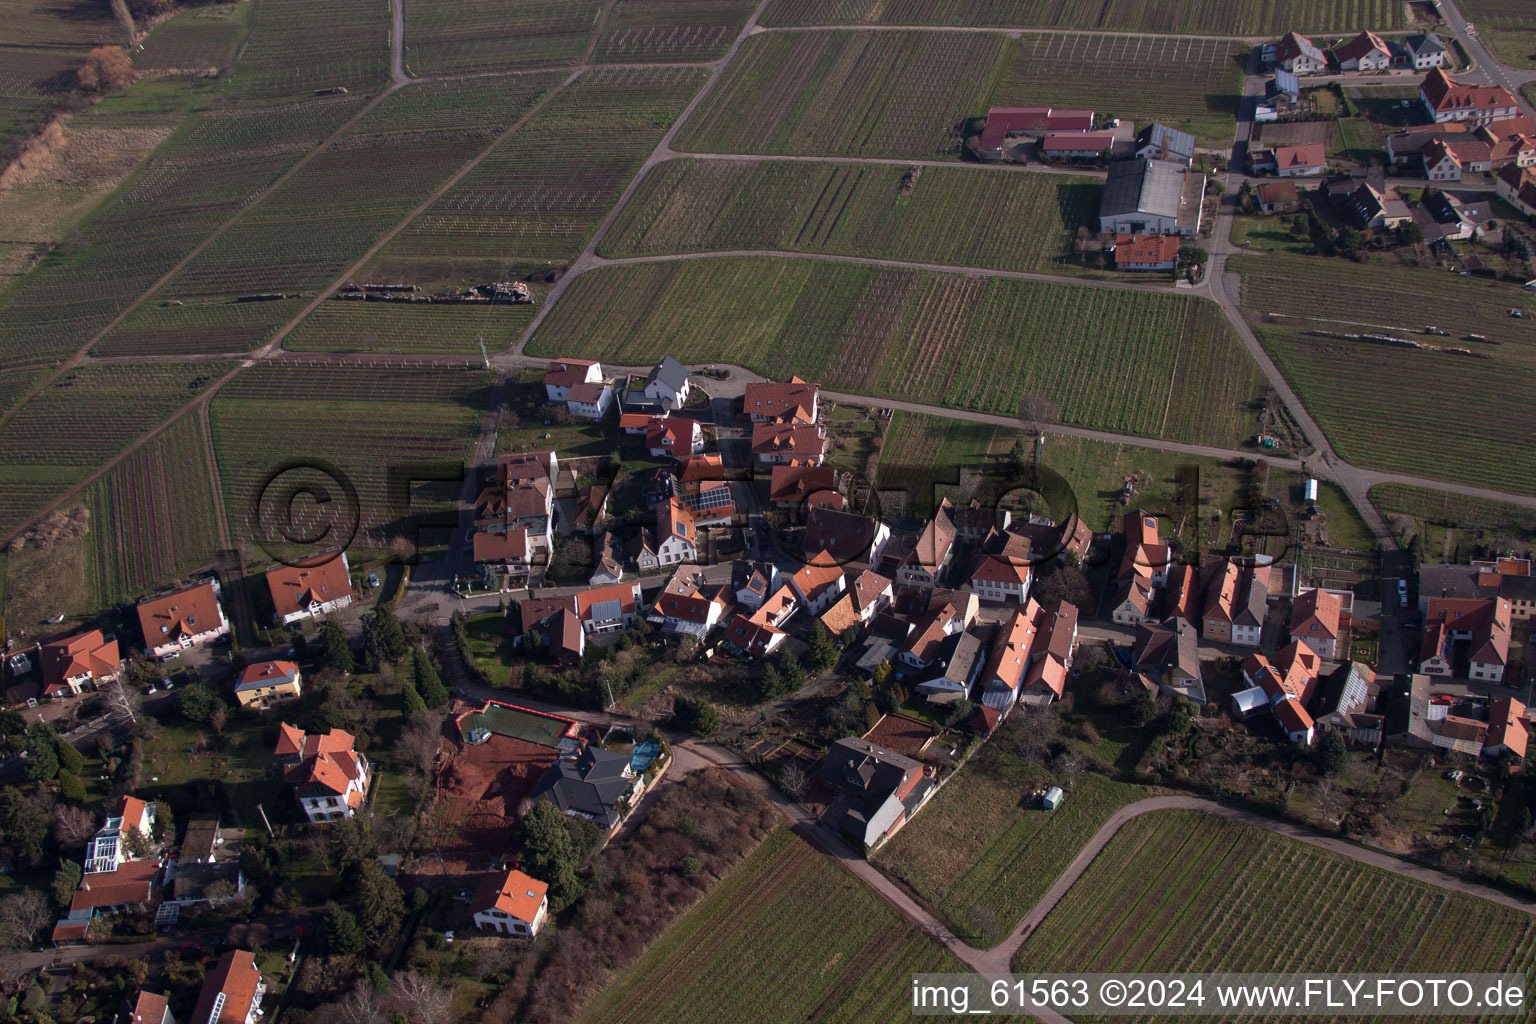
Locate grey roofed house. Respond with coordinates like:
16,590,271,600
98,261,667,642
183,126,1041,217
531,740,637,829
915,630,985,702
1135,123,1196,165
646,356,690,395
1418,563,1536,611
1098,158,1204,235
1381,673,1435,749
1405,33,1446,59
817,737,934,851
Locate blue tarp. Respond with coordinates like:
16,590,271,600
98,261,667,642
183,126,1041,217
630,739,660,773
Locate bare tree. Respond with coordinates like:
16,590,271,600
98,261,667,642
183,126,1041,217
1016,393,1058,432
52,804,96,849
331,981,385,1024
101,674,141,727
0,890,50,949
209,706,227,737
396,711,443,776
1314,779,1348,827
778,761,807,798
390,971,452,1024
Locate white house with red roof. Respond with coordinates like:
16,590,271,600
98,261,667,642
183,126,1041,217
1274,31,1327,74
751,422,826,466
655,498,700,565
743,376,818,424
543,358,602,402
565,380,613,420
85,795,156,874
136,580,230,659
472,868,550,936
275,725,371,822
968,528,1034,603
265,551,354,626
1332,30,1391,71
1497,163,1536,217
788,552,848,616
1290,587,1344,661
1113,233,1180,271
39,628,121,697
652,568,731,638
1485,697,1529,760
120,990,174,1024
189,950,265,1024
645,415,703,458
233,660,302,708
722,585,798,658
1421,68,1520,125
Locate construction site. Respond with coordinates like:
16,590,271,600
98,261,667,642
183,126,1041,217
433,701,581,859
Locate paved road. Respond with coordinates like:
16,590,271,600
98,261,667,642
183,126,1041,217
1436,0,1536,118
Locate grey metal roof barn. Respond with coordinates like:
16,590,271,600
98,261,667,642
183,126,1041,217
1098,158,1204,235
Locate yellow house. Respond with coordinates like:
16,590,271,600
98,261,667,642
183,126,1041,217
234,660,302,708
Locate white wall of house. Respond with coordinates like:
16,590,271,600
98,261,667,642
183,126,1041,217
473,898,548,936
567,388,613,420
970,575,1029,603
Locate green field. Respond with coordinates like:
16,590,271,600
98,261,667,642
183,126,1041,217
758,0,1405,33
283,300,539,355
403,0,601,76
676,30,1007,159
0,362,237,537
1371,482,1536,552
577,826,968,1023
89,73,565,356
1234,251,1536,495
226,0,390,98
133,3,249,74
209,363,490,545
677,30,1244,158
528,256,1264,446
875,412,1266,534
593,0,758,63
874,737,1144,947
3,413,223,627
600,158,1099,272
0,91,368,412
367,66,708,285
1459,0,1536,70
991,32,1245,147
1013,809,1536,994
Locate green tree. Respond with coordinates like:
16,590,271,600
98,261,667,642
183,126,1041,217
778,653,805,692
365,605,408,663
55,741,83,776
1178,245,1208,266
57,771,87,806
50,860,81,910
1130,689,1158,727
24,740,58,782
671,696,719,738
324,901,367,955
123,825,152,859
318,622,355,675
513,800,598,911
324,815,376,874
402,682,427,715
871,659,891,688
175,682,221,726
1314,730,1347,775
757,662,788,701
413,649,448,708
152,800,173,843
807,622,837,671
0,787,48,863
350,859,405,937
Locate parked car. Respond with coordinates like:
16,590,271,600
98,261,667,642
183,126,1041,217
367,572,380,588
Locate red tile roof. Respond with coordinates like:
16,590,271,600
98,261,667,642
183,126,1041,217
751,422,825,460
39,629,119,692
473,868,548,921
70,859,158,912
743,376,817,423
266,553,353,618
543,358,598,389
1332,29,1389,63
474,526,530,562
1291,588,1342,640
1422,68,1518,116
190,950,263,1024
1274,143,1326,170
275,723,305,758
136,582,223,647
565,381,609,405
237,660,299,687
790,552,845,604
769,464,839,504
1041,130,1115,153
1113,233,1180,265
1488,697,1528,758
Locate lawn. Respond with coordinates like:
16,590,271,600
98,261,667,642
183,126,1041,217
462,610,516,685
577,826,968,1023
874,412,1262,541
1234,250,1536,495
758,0,1404,34
527,256,1265,447
601,158,1100,272
283,300,541,356
1371,482,1536,556
1012,809,1536,989
873,724,1144,946
140,721,286,830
